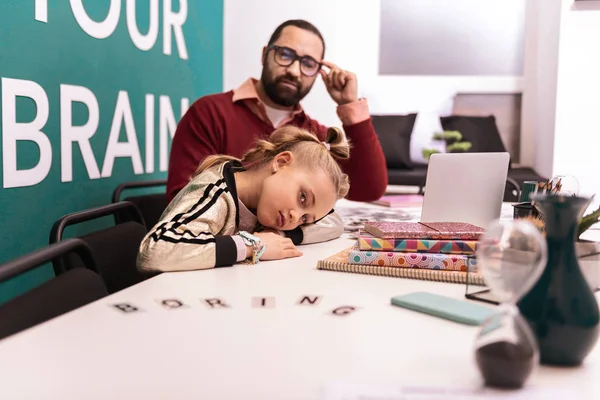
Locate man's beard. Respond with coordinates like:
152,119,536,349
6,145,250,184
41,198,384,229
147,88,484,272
261,70,311,107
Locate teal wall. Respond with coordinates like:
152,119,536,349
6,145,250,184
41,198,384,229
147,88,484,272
0,0,223,302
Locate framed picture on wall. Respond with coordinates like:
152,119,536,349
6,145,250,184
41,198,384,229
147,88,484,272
379,0,525,76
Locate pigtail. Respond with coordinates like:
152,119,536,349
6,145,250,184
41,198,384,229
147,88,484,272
324,127,351,161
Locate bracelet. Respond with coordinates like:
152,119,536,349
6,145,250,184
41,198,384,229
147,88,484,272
250,241,266,264
238,231,266,264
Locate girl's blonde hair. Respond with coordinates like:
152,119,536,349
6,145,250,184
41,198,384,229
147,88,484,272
195,126,351,199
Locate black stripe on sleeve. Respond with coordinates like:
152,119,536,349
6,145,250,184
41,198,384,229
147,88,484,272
284,227,304,245
214,235,237,267
150,179,228,243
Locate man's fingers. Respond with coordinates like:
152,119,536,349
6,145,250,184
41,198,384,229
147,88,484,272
336,71,346,89
331,69,342,90
320,60,338,70
321,61,354,92
319,68,331,87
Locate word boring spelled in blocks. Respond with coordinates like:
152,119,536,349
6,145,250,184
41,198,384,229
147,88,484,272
110,295,359,317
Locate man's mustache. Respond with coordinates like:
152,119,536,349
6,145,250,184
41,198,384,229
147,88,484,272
276,75,300,88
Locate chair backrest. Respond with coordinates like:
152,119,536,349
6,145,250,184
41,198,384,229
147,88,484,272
50,202,150,293
64,221,149,293
122,193,167,229
504,177,521,202
0,239,107,341
112,180,168,229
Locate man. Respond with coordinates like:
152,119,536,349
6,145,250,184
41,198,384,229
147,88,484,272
167,19,387,203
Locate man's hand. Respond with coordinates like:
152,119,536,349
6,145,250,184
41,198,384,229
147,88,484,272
319,60,359,106
253,232,303,261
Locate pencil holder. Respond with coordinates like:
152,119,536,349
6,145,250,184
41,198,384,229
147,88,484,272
519,181,539,203
513,202,544,223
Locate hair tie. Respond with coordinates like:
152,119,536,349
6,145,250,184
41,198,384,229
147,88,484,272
322,142,331,151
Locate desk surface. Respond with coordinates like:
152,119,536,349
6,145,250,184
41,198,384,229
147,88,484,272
0,201,599,399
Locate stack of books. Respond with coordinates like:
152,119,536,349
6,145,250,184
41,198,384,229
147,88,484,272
317,221,487,286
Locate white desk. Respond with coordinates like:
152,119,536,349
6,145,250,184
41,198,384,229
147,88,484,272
0,203,599,399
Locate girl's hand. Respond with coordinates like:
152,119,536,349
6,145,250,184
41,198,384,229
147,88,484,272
258,228,284,236
254,232,303,260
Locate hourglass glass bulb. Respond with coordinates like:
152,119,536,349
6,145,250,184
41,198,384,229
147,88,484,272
476,219,547,304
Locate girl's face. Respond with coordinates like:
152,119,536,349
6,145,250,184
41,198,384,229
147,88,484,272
256,152,337,231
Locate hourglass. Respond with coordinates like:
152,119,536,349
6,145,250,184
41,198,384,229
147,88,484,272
474,219,547,389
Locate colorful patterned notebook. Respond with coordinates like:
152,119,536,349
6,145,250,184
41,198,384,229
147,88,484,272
316,247,485,286
358,230,479,255
348,248,477,272
363,221,485,240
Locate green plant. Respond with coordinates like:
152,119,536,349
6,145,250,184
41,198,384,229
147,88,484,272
579,204,600,239
422,130,473,161
422,149,441,160
432,130,463,144
447,141,472,153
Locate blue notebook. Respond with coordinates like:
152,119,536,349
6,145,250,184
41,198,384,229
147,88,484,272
391,292,497,326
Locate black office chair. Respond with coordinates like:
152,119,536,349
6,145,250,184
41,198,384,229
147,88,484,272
112,179,168,229
0,239,108,341
50,201,151,294
504,177,521,203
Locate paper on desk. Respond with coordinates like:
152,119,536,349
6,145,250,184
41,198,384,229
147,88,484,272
321,381,575,400
335,205,415,238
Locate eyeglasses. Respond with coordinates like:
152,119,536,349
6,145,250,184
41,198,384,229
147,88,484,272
267,45,322,77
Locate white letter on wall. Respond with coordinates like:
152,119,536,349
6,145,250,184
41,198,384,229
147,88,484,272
60,84,101,182
163,0,188,60
159,95,177,172
126,0,159,51
35,0,48,22
1,78,51,188
70,0,121,39
181,97,190,117
145,94,155,173
101,91,144,178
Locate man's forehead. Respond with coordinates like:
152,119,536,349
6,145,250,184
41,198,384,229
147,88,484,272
273,26,323,60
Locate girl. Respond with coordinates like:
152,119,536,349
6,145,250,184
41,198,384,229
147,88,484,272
137,126,350,272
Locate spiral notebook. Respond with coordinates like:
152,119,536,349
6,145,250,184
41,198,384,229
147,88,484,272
317,247,485,286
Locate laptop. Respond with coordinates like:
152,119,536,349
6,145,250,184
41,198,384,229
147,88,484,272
420,152,510,228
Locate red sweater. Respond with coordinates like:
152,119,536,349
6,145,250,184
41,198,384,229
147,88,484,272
167,91,388,203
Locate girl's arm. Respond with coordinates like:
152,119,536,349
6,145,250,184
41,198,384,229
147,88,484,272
137,187,238,273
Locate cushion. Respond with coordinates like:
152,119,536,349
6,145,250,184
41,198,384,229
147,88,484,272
371,114,417,169
387,164,428,186
439,115,508,155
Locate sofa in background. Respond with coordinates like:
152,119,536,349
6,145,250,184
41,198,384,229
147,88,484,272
371,113,547,201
